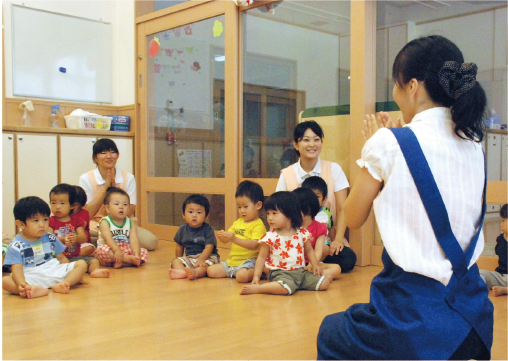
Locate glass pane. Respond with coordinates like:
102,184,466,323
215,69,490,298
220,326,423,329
242,1,351,178
146,15,225,178
375,1,507,250
148,192,225,230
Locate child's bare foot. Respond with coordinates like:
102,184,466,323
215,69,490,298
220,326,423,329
23,285,49,299
168,268,188,279
52,282,71,294
493,286,507,297
90,269,110,278
185,267,197,280
124,255,141,267
240,284,261,295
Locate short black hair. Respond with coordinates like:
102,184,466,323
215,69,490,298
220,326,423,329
501,204,507,219
49,183,77,207
235,180,264,204
301,176,328,199
293,187,320,218
14,196,51,224
182,194,210,216
74,185,87,207
104,187,130,205
92,138,119,165
264,191,302,229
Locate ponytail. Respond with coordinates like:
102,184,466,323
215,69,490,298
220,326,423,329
438,61,486,142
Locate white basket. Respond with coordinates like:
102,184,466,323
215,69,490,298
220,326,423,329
64,115,112,130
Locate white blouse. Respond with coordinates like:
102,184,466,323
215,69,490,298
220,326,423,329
359,107,485,285
276,157,350,193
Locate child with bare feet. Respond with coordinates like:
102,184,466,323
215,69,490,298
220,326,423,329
240,192,331,296
49,184,109,278
480,204,507,297
94,187,148,268
292,188,341,280
169,194,219,280
207,181,266,283
2,197,88,298
72,185,96,257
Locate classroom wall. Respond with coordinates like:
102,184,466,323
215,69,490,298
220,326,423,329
3,0,135,106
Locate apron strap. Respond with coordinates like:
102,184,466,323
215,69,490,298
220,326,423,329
390,128,486,280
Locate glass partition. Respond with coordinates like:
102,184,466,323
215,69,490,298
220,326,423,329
240,1,351,178
375,1,507,250
148,192,225,230
146,15,226,179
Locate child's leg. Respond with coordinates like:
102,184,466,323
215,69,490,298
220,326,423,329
79,245,95,257
493,286,507,297
168,259,188,279
240,281,289,295
206,263,227,278
185,266,208,280
3,276,49,299
53,260,87,294
322,263,341,280
317,275,332,290
235,268,255,283
88,259,110,278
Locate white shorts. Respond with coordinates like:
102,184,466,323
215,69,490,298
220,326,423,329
21,258,76,288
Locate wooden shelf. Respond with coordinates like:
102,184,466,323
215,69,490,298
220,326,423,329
2,125,134,137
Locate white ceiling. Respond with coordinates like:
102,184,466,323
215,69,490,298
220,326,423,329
249,1,507,36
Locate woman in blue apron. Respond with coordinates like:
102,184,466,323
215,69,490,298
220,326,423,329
317,35,494,360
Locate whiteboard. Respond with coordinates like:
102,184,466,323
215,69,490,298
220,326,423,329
12,5,112,103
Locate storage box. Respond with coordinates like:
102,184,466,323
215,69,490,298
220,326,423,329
64,115,112,130
106,115,130,131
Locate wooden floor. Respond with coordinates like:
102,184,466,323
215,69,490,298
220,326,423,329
3,240,507,360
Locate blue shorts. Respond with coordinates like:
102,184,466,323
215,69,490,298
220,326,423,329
221,258,256,278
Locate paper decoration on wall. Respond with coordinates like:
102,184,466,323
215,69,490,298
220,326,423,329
186,46,194,55
213,20,224,37
184,25,192,35
233,0,254,6
191,62,201,71
173,28,181,37
172,65,181,74
178,150,212,178
149,37,160,58
163,32,171,40
154,64,161,73
165,49,174,57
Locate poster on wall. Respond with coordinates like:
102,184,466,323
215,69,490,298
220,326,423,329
178,149,212,178
150,22,215,130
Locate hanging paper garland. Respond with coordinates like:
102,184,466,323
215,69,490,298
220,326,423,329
233,0,254,6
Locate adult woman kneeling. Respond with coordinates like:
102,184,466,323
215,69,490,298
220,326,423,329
79,138,158,251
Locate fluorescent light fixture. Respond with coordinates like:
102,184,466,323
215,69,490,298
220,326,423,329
215,55,225,62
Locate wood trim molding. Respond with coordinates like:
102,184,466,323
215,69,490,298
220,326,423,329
349,0,376,267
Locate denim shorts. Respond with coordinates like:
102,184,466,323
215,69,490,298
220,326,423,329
222,258,256,278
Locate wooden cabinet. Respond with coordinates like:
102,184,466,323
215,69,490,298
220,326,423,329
17,133,58,200
2,130,134,235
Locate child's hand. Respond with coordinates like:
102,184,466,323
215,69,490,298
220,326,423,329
195,259,207,268
322,198,332,209
114,250,124,264
252,275,260,285
305,264,313,273
313,263,324,276
217,231,234,244
64,234,76,247
329,238,345,255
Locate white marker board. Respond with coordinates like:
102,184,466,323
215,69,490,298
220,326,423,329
12,5,112,103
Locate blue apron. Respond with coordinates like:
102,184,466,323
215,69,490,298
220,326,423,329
317,128,493,360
